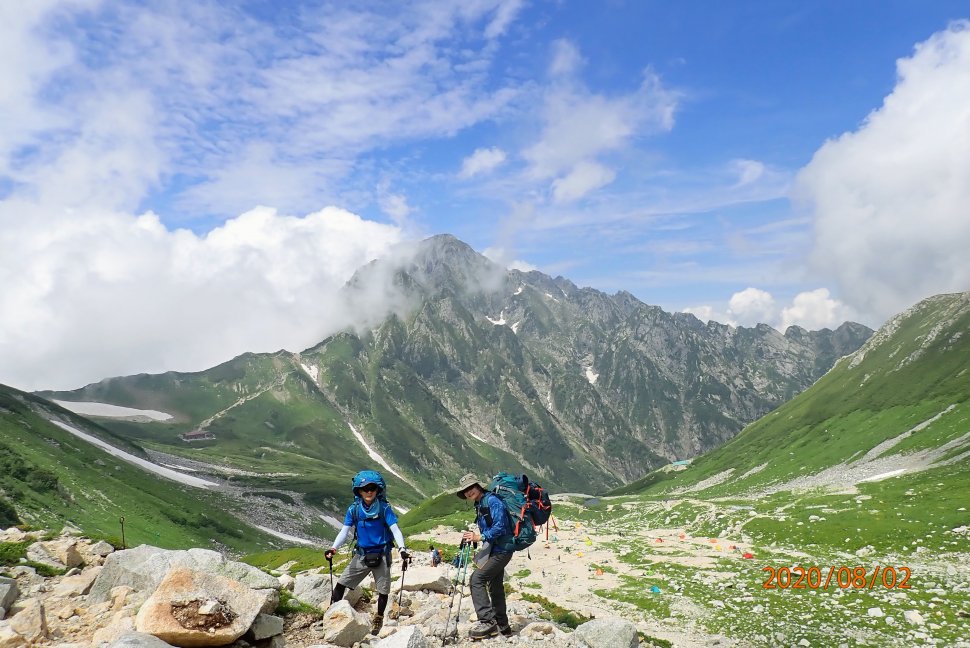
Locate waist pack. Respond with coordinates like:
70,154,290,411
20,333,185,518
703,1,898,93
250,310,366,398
362,551,384,568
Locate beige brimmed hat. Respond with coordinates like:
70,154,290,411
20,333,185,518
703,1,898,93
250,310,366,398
455,473,485,498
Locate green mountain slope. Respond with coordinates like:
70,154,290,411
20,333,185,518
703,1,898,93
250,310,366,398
0,384,279,552
38,234,871,515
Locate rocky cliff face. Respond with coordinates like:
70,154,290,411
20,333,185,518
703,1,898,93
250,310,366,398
297,235,871,486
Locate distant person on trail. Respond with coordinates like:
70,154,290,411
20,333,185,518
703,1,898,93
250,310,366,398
455,473,514,639
430,545,441,567
326,470,409,636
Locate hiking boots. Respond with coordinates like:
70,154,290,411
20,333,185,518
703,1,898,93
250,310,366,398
371,613,384,635
469,620,499,639
498,624,513,637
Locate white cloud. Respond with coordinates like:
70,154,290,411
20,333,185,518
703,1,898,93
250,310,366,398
794,21,970,325
523,64,678,181
517,46,679,208
549,39,583,77
482,246,537,272
779,288,851,331
0,204,407,391
727,287,776,326
732,159,766,187
484,0,524,39
551,160,616,203
682,305,732,326
379,192,413,225
459,147,507,178
1,1,524,220
685,287,852,331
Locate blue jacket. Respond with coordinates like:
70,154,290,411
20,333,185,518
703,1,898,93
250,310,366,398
475,492,514,554
344,499,398,553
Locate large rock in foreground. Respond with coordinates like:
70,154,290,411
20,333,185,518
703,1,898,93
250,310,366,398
89,545,279,604
134,567,274,647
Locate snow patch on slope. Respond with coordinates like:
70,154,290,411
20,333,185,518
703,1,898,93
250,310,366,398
53,400,173,421
348,420,406,481
300,363,319,381
50,420,217,488
255,525,318,546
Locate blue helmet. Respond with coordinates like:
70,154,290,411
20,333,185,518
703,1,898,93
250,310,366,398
352,470,386,499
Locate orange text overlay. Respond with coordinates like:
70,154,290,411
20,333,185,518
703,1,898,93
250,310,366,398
762,565,912,590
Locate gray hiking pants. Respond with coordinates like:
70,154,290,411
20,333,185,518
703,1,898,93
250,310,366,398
469,550,513,626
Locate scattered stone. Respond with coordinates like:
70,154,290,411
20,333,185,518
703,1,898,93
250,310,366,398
867,607,884,617
319,600,370,647
399,567,451,594
0,625,27,648
0,578,18,613
107,632,176,647
246,613,284,641
52,567,102,597
573,617,638,648
373,625,429,648
7,598,49,643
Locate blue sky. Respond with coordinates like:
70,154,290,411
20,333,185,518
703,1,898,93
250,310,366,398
2,1,970,390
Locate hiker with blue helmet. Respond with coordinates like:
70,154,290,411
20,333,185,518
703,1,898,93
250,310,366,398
455,473,514,639
326,470,409,636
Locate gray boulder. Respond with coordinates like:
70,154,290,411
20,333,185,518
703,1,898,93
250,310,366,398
0,576,18,613
320,599,370,647
572,617,638,648
108,633,176,647
88,545,279,604
246,613,285,640
399,566,451,594
293,573,362,609
374,626,429,648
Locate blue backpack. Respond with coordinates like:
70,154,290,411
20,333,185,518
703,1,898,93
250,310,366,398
486,472,553,552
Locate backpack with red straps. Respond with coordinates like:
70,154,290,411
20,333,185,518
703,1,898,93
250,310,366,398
486,472,553,552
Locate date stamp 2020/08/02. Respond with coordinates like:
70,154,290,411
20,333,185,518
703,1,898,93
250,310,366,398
762,565,912,590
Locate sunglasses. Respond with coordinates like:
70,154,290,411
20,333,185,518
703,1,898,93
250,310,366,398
360,484,379,493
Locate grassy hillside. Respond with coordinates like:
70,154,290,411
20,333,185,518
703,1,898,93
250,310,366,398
0,384,278,553
616,292,970,507
571,294,970,645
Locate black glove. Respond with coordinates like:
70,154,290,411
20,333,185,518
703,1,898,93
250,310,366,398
325,548,336,560
400,548,410,562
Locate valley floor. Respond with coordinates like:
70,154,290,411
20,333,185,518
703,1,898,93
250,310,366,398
415,494,970,647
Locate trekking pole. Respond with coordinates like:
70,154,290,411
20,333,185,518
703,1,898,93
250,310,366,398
445,542,473,644
327,552,334,593
397,552,409,608
443,541,468,644
389,552,410,619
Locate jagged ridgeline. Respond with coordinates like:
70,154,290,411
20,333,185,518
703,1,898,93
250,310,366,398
0,385,280,551
38,235,871,510
614,291,970,548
